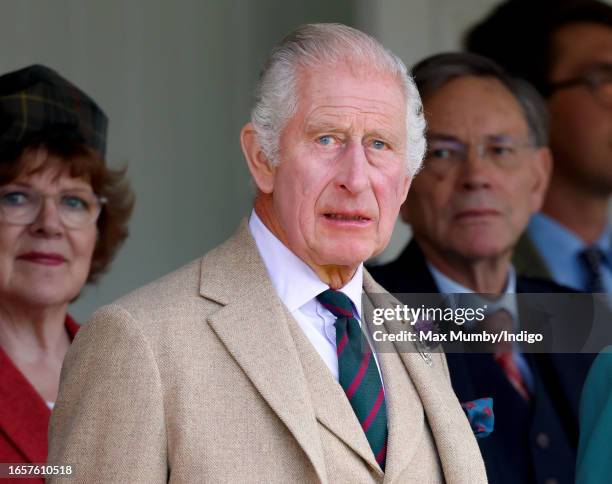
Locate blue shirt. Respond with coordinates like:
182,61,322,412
527,212,612,292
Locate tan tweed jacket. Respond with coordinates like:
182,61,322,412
48,221,487,483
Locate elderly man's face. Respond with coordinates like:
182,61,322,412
403,76,550,263
248,64,410,272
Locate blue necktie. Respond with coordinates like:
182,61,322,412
579,246,605,293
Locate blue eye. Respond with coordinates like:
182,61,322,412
317,135,333,146
371,140,386,150
61,195,89,211
0,191,29,206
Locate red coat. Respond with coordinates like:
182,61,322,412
0,316,79,483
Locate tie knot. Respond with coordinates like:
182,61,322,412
580,245,604,270
579,246,606,293
316,289,354,319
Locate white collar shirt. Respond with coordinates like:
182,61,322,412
249,210,374,382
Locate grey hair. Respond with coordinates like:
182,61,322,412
250,23,426,176
412,52,549,147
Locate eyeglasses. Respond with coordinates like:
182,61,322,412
0,186,106,228
423,137,534,175
547,63,612,108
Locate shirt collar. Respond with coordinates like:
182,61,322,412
594,227,612,266
529,212,612,267
248,210,363,318
427,261,518,320
428,262,516,294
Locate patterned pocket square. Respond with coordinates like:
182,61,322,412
461,397,494,439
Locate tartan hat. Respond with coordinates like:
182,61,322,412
0,64,108,157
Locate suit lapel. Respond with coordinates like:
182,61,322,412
512,233,551,280
364,272,486,484
361,292,425,483
201,221,327,483
368,239,439,294
516,293,554,352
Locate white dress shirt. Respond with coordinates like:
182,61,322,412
249,210,383,384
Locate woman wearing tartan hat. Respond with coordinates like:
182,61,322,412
0,65,133,480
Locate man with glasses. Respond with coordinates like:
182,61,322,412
370,52,591,484
466,0,612,295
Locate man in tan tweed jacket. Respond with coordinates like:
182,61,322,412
48,24,487,483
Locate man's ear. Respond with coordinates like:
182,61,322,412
529,146,553,213
240,123,276,194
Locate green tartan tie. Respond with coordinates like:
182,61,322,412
317,289,388,470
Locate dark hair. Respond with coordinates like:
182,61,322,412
0,127,134,283
465,0,612,95
412,52,549,147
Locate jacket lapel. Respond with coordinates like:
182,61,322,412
512,233,551,280
363,272,487,484
368,239,440,294
361,291,425,483
200,221,327,483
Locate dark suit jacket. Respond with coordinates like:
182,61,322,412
369,240,594,484
512,233,552,280
0,316,79,483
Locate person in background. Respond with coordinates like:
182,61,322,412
466,0,612,294
0,65,133,477
576,345,612,484
47,24,487,483
369,52,593,484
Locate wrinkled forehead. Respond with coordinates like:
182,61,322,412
291,63,408,131
296,61,406,102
